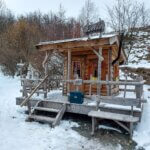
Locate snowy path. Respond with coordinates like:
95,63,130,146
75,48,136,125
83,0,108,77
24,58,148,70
0,73,121,150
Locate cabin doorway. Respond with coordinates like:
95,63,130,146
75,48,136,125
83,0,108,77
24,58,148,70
70,57,85,92
88,59,98,80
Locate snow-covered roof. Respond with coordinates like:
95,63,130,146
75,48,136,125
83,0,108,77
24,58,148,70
36,33,118,47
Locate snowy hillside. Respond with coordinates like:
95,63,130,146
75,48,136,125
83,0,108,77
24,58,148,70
0,73,122,150
125,27,150,68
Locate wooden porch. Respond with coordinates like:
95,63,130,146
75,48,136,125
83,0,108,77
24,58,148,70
16,74,146,139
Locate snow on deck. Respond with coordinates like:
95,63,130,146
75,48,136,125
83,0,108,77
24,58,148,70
0,73,122,150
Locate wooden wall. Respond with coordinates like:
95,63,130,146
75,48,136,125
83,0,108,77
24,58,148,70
63,48,120,96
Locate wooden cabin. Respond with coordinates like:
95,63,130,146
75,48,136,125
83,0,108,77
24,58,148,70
16,34,146,139
36,34,126,96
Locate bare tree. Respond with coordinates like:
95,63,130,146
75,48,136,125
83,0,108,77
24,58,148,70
140,3,150,27
107,0,149,64
78,0,99,31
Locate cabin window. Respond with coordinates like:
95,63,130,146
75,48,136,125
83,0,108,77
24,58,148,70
73,61,81,78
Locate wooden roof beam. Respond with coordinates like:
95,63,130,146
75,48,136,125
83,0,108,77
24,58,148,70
38,38,110,52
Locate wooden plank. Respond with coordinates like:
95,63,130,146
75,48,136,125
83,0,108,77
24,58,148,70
53,104,66,127
98,96,146,106
114,120,130,133
88,111,139,122
28,115,55,123
63,79,145,85
119,89,135,92
34,107,59,113
20,90,47,94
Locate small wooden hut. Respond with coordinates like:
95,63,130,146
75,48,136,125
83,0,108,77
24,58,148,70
36,34,126,96
16,33,146,139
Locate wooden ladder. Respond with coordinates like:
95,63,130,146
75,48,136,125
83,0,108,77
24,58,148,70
27,101,66,127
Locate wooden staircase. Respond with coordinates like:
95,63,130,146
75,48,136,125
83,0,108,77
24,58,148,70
27,101,66,127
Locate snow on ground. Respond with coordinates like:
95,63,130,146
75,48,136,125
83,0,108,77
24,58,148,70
133,85,150,150
0,73,121,150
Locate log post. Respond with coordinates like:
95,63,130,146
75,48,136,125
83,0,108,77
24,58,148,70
97,48,102,96
91,117,96,135
23,80,31,114
44,51,49,98
124,71,128,98
93,48,103,110
89,75,92,96
67,50,71,94
106,75,109,96
135,76,143,108
108,48,112,95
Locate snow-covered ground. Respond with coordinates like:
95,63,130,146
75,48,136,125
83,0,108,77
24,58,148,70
133,85,150,150
0,73,122,150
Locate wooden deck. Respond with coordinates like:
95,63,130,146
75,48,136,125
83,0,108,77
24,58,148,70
16,95,144,138
16,96,143,118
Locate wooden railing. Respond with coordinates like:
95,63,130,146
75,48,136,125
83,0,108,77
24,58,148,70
20,75,49,107
63,76,146,109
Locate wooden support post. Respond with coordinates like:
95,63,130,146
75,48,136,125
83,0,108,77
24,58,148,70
91,117,96,135
67,50,71,94
97,48,102,96
124,72,127,98
44,51,49,98
23,80,31,114
89,75,92,96
108,48,112,95
135,76,143,108
106,75,109,96
129,122,133,139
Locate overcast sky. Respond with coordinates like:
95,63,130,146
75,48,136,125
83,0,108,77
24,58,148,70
4,0,150,19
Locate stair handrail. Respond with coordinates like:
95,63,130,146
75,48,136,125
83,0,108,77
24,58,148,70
20,75,49,107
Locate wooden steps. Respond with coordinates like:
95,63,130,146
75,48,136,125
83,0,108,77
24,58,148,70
27,101,66,127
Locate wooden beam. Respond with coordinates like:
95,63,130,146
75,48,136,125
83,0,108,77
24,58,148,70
52,104,66,127
63,79,145,85
97,48,103,95
114,120,130,132
108,48,112,95
67,50,71,93
38,38,110,51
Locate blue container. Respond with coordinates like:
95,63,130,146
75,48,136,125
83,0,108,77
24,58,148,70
69,91,84,104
